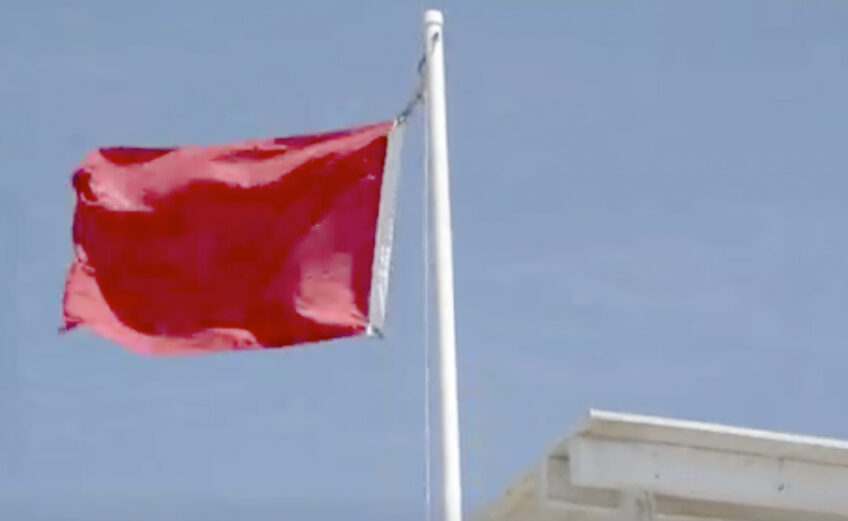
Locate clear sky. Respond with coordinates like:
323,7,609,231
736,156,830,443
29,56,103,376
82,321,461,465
3,1,848,519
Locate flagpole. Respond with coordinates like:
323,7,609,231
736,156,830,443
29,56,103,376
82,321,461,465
423,9,463,521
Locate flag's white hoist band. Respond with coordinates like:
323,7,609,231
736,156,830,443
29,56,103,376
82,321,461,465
366,120,405,337
367,20,433,339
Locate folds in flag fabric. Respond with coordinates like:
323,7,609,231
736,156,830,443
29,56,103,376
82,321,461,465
61,121,404,355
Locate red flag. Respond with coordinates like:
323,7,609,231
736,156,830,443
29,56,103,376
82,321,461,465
61,121,404,355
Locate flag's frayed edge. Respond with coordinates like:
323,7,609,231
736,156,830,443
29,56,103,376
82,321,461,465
366,120,406,337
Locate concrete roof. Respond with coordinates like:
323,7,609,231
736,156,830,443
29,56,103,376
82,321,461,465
475,410,848,521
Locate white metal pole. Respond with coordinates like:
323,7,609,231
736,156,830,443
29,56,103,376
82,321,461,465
423,9,463,521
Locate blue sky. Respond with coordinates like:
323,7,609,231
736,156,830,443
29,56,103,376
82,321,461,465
3,1,848,519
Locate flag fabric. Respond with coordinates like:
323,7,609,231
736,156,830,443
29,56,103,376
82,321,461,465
61,120,404,355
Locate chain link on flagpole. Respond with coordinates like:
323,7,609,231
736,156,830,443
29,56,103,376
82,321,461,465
396,53,427,125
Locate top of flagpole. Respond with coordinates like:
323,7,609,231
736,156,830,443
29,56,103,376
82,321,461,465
424,9,444,26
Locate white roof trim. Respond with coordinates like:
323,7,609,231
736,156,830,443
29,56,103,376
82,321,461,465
552,409,848,467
